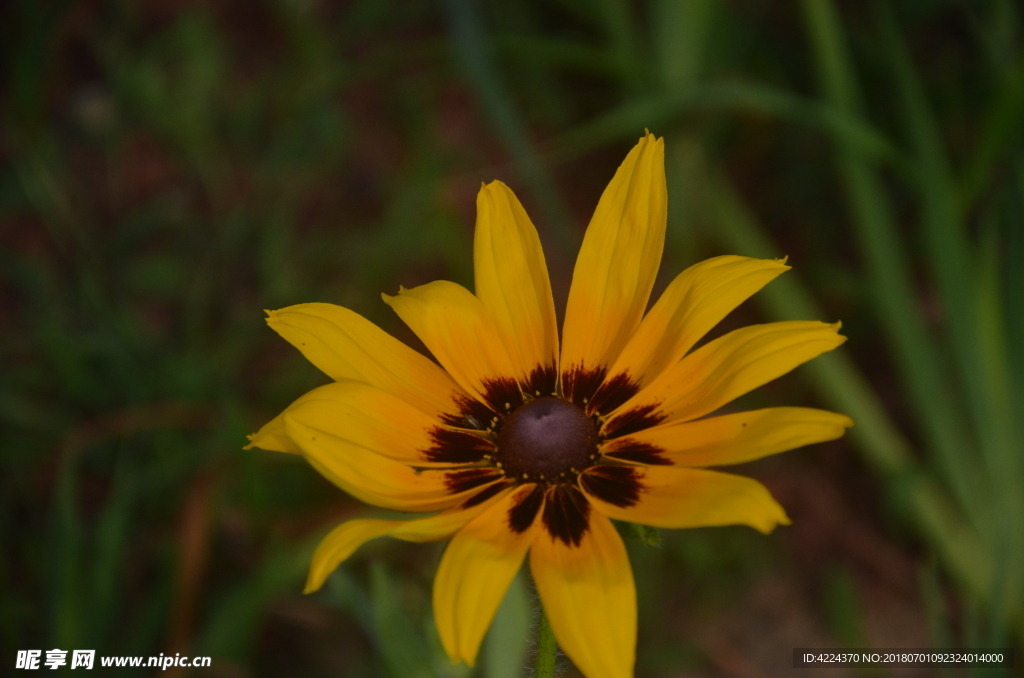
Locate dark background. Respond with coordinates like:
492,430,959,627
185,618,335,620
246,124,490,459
2,0,1022,676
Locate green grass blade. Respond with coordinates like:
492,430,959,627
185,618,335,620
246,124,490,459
49,452,83,650
443,0,577,260
653,0,714,92
706,166,993,601
481,571,530,678
918,558,954,653
877,7,1024,624
1006,162,1024,432
979,199,1024,627
196,537,315,662
556,83,901,168
369,562,435,678
961,56,1024,211
798,0,986,529
88,457,136,649
876,1,1010,476
492,35,615,77
595,0,645,93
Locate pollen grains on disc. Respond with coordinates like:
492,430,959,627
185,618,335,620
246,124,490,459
496,397,598,481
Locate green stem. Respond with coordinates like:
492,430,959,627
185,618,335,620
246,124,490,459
534,604,557,678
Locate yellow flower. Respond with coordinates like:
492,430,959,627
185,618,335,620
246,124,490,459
246,132,852,678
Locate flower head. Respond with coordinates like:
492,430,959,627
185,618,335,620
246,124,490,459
247,132,852,678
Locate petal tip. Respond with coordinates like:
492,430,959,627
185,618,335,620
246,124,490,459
381,285,410,306
264,307,295,327
477,180,505,207
303,571,326,594
759,507,792,533
478,180,519,213
641,128,662,143
824,320,847,343
774,500,793,528
436,630,462,666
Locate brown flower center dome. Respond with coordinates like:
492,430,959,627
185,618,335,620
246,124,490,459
496,397,598,482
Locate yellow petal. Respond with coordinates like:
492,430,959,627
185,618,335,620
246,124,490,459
475,181,559,383
305,520,398,594
384,281,523,411
265,303,463,420
284,385,482,512
434,484,544,666
561,132,667,377
606,321,846,432
271,381,491,467
304,491,508,593
530,510,635,678
245,411,301,454
605,407,853,467
603,256,789,391
581,465,789,534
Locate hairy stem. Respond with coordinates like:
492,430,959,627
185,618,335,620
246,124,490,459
534,604,557,678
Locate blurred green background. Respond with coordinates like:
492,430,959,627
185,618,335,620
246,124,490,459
2,0,1023,676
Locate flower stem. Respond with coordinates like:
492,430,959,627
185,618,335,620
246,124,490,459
534,604,557,678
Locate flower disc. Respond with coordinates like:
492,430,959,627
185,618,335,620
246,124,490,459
497,397,597,481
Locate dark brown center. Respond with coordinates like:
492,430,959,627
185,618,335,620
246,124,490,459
496,397,598,482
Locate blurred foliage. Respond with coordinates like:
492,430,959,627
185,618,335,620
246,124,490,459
2,0,1023,676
